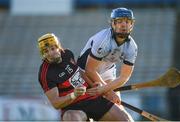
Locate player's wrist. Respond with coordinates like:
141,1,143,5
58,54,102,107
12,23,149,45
69,92,76,100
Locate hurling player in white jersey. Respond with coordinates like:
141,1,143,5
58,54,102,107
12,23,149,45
77,7,137,121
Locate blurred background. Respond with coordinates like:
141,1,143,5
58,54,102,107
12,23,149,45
0,0,180,121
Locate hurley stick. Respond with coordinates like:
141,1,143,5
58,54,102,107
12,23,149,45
121,101,168,121
114,68,180,92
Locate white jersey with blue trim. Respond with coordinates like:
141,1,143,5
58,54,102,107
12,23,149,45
78,28,138,71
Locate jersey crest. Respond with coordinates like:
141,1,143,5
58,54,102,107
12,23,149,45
103,48,124,62
69,68,85,88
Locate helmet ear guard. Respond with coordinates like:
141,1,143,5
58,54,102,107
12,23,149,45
38,33,61,58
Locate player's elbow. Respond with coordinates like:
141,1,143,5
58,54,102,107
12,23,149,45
51,102,63,110
53,105,59,110
49,99,65,109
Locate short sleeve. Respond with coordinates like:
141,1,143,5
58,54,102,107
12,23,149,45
38,63,57,93
39,77,57,93
90,39,109,60
64,49,76,64
123,40,138,64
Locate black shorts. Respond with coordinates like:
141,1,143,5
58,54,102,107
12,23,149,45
62,96,114,121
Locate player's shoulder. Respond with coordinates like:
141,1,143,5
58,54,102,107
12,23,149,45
63,48,75,58
92,28,111,39
64,48,73,54
128,36,138,49
124,36,138,56
90,28,113,57
39,60,50,74
91,28,112,47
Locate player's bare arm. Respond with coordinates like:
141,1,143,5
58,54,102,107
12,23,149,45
85,55,107,85
45,86,86,109
87,64,134,95
79,70,94,87
110,63,134,89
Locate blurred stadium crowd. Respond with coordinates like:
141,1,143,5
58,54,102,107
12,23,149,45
0,0,179,121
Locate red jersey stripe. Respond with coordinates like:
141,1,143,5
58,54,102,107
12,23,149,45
41,62,49,92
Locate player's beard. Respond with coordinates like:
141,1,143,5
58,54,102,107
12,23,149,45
53,56,62,63
46,52,62,63
113,28,130,39
114,32,130,39
51,53,62,63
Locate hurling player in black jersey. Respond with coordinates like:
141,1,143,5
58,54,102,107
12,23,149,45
37,33,133,121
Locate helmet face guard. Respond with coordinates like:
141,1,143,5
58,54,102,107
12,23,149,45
38,33,62,62
110,8,135,38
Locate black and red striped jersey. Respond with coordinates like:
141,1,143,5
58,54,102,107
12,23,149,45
38,49,97,104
